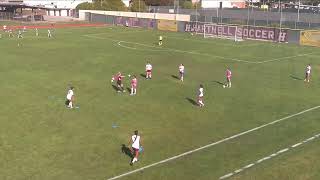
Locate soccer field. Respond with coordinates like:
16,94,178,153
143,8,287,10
1,24,320,180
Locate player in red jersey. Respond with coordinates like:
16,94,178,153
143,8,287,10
111,72,126,92
130,75,138,95
223,68,232,88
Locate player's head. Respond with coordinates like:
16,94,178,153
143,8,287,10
133,75,136,78
70,86,74,90
200,84,203,88
134,130,138,135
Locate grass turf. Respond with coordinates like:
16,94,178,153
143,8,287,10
0,25,320,180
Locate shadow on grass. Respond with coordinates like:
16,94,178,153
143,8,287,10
213,80,224,85
186,97,198,106
121,144,133,159
171,75,179,80
290,75,303,81
111,85,119,92
140,73,146,78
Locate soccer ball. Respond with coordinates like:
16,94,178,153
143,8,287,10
128,74,131,77
223,85,226,88
191,33,194,36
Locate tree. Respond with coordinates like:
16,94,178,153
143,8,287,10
145,0,174,6
180,0,193,9
76,0,126,11
130,0,147,12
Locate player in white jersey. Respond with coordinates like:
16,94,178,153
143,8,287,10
159,35,163,46
35,28,39,36
304,64,311,82
197,84,204,107
179,64,185,81
129,130,142,165
65,87,75,108
48,29,52,38
145,62,152,79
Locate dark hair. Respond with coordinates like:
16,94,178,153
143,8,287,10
70,86,74,90
200,84,203,88
134,130,138,135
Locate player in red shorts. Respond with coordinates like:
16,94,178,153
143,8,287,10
111,72,125,92
145,62,152,79
130,75,138,95
223,68,232,88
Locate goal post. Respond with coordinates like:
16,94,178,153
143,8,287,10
203,24,243,42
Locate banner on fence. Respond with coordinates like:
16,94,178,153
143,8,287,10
157,20,178,32
184,22,288,42
300,30,320,47
114,16,155,29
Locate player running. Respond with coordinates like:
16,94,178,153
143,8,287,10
66,86,75,109
112,72,126,92
197,84,205,107
48,29,52,38
158,35,163,46
223,68,232,88
304,64,311,82
129,130,142,165
17,30,23,39
9,29,13,37
179,64,185,81
130,75,138,95
145,62,152,79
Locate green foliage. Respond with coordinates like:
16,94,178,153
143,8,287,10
76,0,126,11
181,0,193,9
130,0,147,12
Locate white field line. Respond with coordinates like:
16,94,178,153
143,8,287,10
107,105,320,180
84,34,256,64
84,33,315,64
256,53,315,64
219,133,320,179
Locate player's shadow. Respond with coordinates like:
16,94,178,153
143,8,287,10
126,87,131,93
213,80,224,85
140,73,146,78
186,97,198,106
290,75,303,81
111,85,119,92
171,75,179,80
121,144,133,158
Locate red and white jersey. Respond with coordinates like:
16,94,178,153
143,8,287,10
198,87,204,97
179,65,185,73
146,64,152,71
306,65,311,74
226,69,232,78
131,78,137,87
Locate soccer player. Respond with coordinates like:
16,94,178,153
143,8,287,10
35,28,39,36
17,30,23,39
129,130,142,165
130,75,137,95
23,26,26,32
179,64,185,81
9,29,13,37
159,35,163,46
145,62,152,79
66,86,75,109
304,64,311,82
198,84,204,107
48,29,52,38
224,68,232,88
3,25,7,32
112,72,125,92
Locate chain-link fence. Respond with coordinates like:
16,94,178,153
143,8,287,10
149,6,320,29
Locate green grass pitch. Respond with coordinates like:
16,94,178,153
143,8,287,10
1,24,320,180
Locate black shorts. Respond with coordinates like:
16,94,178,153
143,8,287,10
65,99,70,105
117,80,122,85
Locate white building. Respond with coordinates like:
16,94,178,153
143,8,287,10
202,0,246,8
23,0,92,9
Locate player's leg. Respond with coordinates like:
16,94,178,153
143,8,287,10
131,86,134,95
134,87,137,95
228,78,231,88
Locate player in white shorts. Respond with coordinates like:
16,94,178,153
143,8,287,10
197,84,204,107
179,64,185,81
304,64,311,83
66,87,75,108
17,30,23,39
129,130,142,165
145,62,152,79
